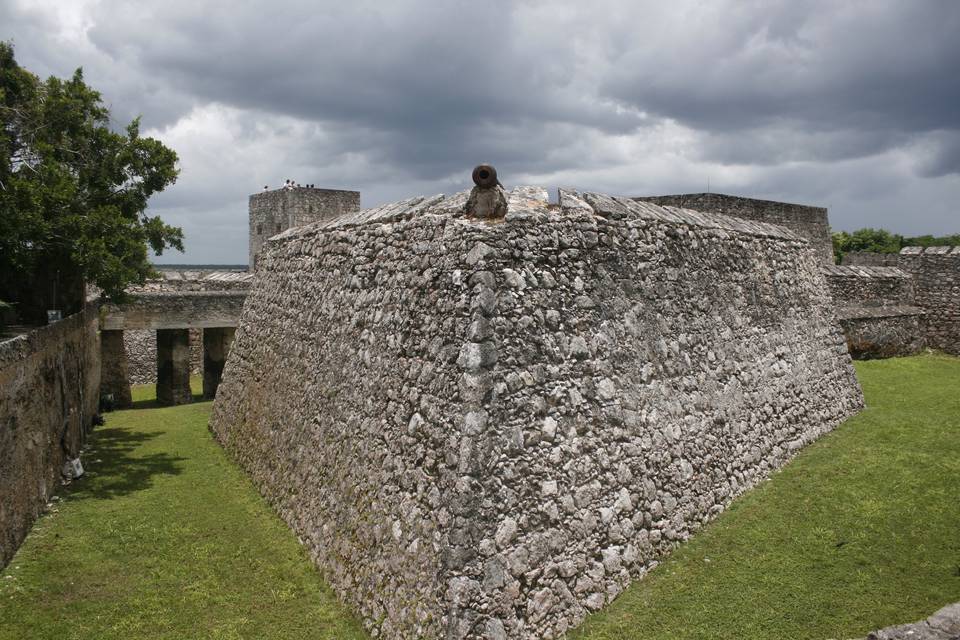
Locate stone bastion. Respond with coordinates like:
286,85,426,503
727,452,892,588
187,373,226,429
209,185,864,639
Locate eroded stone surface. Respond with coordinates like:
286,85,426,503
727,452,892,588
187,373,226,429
209,186,863,639
863,602,960,640
822,264,926,359
898,247,960,355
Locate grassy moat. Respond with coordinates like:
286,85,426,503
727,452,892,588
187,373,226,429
1,356,959,639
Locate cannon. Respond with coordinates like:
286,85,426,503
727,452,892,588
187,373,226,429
466,164,507,219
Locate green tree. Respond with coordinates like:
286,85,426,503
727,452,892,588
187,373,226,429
832,227,959,263
903,233,960,248
0,41,181,321
832,228,904,264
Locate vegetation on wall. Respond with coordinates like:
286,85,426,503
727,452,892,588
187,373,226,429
0,41,182,320
832,228,960,263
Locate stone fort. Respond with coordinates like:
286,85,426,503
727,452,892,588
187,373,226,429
3,170,959,639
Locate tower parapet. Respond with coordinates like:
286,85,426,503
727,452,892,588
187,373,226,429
248,185,360,269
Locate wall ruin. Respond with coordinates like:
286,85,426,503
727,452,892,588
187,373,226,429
898,246,960,355
841,251,900,267
0,303,101,569
635,193,834,264
210,187,863,639
124,328,203,385
821,265,925,359
115,271,252,385
248,186,360,269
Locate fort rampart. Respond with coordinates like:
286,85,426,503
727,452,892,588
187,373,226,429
210,188,863,639
841,251,899,267
635,193,834,264
0,303,101,568
898,246,960,355
249,186,360,269
821,265,924,359
111,271,252,386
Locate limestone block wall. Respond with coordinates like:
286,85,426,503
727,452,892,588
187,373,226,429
124,328,202,385
822,265,915,307
833,310,925,360
898,246,960,355
210,188,863,639
636,193,834,263
118,271,251,385
841,251,899,267
248,186,361,269
0,303,101,569
821,265,924,359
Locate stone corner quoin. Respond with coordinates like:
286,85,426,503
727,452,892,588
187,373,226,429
207,185,865,640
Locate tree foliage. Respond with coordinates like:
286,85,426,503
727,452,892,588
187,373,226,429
832,228,959,263
0,41,181,314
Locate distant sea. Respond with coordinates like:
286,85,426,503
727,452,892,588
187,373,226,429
153,263,248,271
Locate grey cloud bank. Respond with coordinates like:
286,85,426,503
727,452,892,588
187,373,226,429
4,0,958,264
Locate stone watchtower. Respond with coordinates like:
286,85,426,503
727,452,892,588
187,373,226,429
248,185,361,269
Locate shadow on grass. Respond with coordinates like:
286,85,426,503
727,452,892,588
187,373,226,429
65,427,186,501
128,391,206,410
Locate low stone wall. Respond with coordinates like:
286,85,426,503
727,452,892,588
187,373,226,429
635,193,834,264
822,265,925,359
835,308,925,359
841,251,899,267
822,265,915,307
862,601,960,639
0,303,101,569
211,187,863,639
114,272,250,385
898,246,960,355
124,328,202,385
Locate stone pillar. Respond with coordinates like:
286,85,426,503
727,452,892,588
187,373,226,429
203,327,236,399
100,329,132,408
156,329,192,406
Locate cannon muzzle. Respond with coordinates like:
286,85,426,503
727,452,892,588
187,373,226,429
472,164,499,189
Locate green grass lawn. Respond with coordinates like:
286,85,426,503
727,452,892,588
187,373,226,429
0,378,367,640
573,354,960,640
1,355,958,639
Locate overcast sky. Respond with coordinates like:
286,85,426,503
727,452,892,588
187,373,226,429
5,0,959,264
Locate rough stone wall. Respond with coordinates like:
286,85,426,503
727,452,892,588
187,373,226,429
0,303,101,569
834,310,925,359
131,269,252,292
822,265,916,307
118,272,251,385
862,601,960,640
821,265,924,359
210,188,863,640
841,251,900,267
124,328,202,385
898,246,960,355
636,193,834,264
248,186,361,269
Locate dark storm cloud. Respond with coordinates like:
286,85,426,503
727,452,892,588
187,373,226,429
84,1,643,135
603,2,960,130
916,132,960,178
3,0,959,262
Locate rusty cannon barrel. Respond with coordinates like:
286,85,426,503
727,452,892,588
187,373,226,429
466,163,507,219
472,163,499,189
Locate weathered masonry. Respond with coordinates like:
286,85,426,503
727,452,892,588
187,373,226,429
118,270,252,387
635,193,953,359
635,193,835,264
821,265,925,359
99,289,246,406
210,185,863,639
249,185,361,269
836,247,960,356
0,303,101,569
898,246,960,355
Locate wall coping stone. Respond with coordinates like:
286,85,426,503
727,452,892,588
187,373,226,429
268,186,803,248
